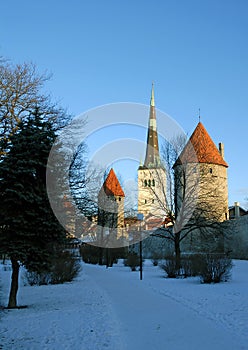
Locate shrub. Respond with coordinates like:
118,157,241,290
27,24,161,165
50,250,81,284
160,255,203,278
105,247,127,267
124,252,140,271
199,254,233,284
80,244,101,265
151,251,163,266
180,254,204,277
180,256,192,277
25,250,81,286
80,244,127,267
160,256,179,278
24,271,51,286
152,259,159,266
188,254,204,276
160,254,232,282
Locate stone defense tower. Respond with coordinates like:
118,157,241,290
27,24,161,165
98,168,125,241
174,121,229,222
138,84,167,217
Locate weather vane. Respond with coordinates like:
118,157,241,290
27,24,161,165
198,108,201,122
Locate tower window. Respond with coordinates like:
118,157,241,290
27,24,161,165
144,199,147,204
119,197,121,201
144,180,147,187
209,168,213,174
152,199,155,203
148,179,151,187
152,179,155,186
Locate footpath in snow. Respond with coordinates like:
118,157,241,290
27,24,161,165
85,261,247,350
1,260,248,350
0,264,122,350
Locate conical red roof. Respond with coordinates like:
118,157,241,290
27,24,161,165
175,122,228,167
103,168,125,197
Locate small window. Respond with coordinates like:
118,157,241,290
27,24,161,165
119,197,121,201
152,179,155,186
152,199,155,203
148,179,151,187
144,180,147,187
144,199,147,204
209,168,213,174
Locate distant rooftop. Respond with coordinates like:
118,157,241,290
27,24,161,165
103,168,125,197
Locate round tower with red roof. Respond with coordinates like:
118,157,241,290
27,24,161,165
174,121,229,223
98,168,126,243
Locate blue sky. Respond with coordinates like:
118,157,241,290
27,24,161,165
1,0,248,207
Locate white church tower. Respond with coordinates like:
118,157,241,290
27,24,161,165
138,84,167,218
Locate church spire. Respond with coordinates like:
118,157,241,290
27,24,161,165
144,84,160,168
150,82,155,107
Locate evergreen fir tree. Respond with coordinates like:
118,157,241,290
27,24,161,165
0,108,67,308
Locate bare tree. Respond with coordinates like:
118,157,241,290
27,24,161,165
0,60,68,157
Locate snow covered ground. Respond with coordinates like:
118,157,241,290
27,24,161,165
0,259,248,350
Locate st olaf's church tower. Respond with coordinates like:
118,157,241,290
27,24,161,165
138,85,167,218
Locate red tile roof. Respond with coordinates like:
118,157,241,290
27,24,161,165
175,122,228,167
103,168,125,197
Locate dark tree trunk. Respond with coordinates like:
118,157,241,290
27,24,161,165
8,258,20,309
174,233,181,272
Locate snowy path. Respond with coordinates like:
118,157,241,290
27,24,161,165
0,265,122,350
84,263,246,350
1,261,248,349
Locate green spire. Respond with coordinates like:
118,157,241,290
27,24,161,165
150,82,155,107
